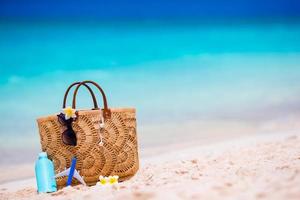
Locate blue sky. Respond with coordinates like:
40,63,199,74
0,0,299,20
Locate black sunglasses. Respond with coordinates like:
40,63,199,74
57,113,77,146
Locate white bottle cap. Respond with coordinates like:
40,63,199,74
38,152,47,158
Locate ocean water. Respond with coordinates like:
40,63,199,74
0,22,300,163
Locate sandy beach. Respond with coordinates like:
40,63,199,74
1,133,299,200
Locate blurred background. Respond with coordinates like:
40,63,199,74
0,0,300,182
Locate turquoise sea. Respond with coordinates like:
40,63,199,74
0,21,300,164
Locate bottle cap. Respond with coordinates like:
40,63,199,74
38,152,47,158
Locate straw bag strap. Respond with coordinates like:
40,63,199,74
72,80,111,119
63,82,99,109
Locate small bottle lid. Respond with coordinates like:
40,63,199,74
38,152,47,158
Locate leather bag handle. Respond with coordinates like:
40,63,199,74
72,80,111,119
63,82,98,109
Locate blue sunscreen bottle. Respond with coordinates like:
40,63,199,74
35,152,57,193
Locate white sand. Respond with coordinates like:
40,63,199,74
1,133,300,200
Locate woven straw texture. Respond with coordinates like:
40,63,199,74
37,108,138,187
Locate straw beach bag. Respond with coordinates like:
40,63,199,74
36,81,139,187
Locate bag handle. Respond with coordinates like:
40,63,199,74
63,82,98,109
72,80,111,119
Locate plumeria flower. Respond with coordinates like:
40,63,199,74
108,175,119,185
97,175,119,187
97,175,109,186
62,107,76,120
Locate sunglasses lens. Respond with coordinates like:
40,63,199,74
62,129,77,146
57,114,66,125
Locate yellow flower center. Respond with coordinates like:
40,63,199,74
100,178,107,185
109,177,117,184
65,108,73,116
